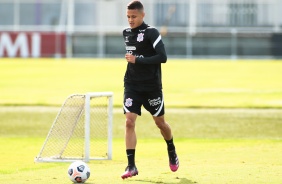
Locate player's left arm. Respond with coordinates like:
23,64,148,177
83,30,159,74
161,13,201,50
135,28,167,64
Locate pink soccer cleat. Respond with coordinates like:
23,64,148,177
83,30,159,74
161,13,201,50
168,150,179,172
121,165,138,179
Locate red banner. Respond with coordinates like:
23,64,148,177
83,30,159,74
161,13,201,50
0,32,66,58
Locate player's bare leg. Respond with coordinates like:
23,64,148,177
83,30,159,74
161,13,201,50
153,115,179,172
125,112,137,149
153,115,172,140
121,112,139,179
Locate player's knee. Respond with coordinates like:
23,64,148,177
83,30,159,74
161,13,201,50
155,121,165,130
154,116,166,129
125,118,135,129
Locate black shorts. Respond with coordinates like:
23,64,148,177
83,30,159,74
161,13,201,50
123,88,165,117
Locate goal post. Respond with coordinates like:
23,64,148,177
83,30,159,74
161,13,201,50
84,92,113,162
35,92,113,163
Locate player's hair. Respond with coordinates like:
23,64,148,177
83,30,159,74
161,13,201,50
127,1,144,11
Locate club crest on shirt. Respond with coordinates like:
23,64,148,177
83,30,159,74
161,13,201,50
137,33,144,42
125,98,133,107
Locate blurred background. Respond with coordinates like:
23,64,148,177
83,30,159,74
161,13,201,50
0,0,282,59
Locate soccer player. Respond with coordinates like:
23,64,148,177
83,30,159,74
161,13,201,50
121,1,179,179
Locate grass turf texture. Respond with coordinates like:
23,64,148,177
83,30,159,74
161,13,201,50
0,107,282,184
0,58,282,108
1,59,282,183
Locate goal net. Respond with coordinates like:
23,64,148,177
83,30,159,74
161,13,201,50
35,92,113,162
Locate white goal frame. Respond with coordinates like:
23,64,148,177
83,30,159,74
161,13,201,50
35,92,113,163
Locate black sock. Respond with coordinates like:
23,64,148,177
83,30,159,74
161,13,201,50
165,137,175,152
126,149,135,167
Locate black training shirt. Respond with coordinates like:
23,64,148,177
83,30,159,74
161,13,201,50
123,22,167,92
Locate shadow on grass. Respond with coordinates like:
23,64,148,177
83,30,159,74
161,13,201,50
178,178,196,184
134,177,196,184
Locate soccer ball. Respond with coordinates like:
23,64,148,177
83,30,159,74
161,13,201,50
68,161,91,183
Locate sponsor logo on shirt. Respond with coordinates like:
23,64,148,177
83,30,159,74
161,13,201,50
126,46,136,50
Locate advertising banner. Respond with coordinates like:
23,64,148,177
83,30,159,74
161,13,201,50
0,32,66,58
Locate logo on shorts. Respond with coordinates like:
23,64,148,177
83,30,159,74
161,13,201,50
148,97,161,107
125,98,133,107
137,33,144,42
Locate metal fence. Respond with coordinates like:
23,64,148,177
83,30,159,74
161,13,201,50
0,0,282,58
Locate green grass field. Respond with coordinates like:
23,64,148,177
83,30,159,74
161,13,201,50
1,58,282,108
0,59,282,184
